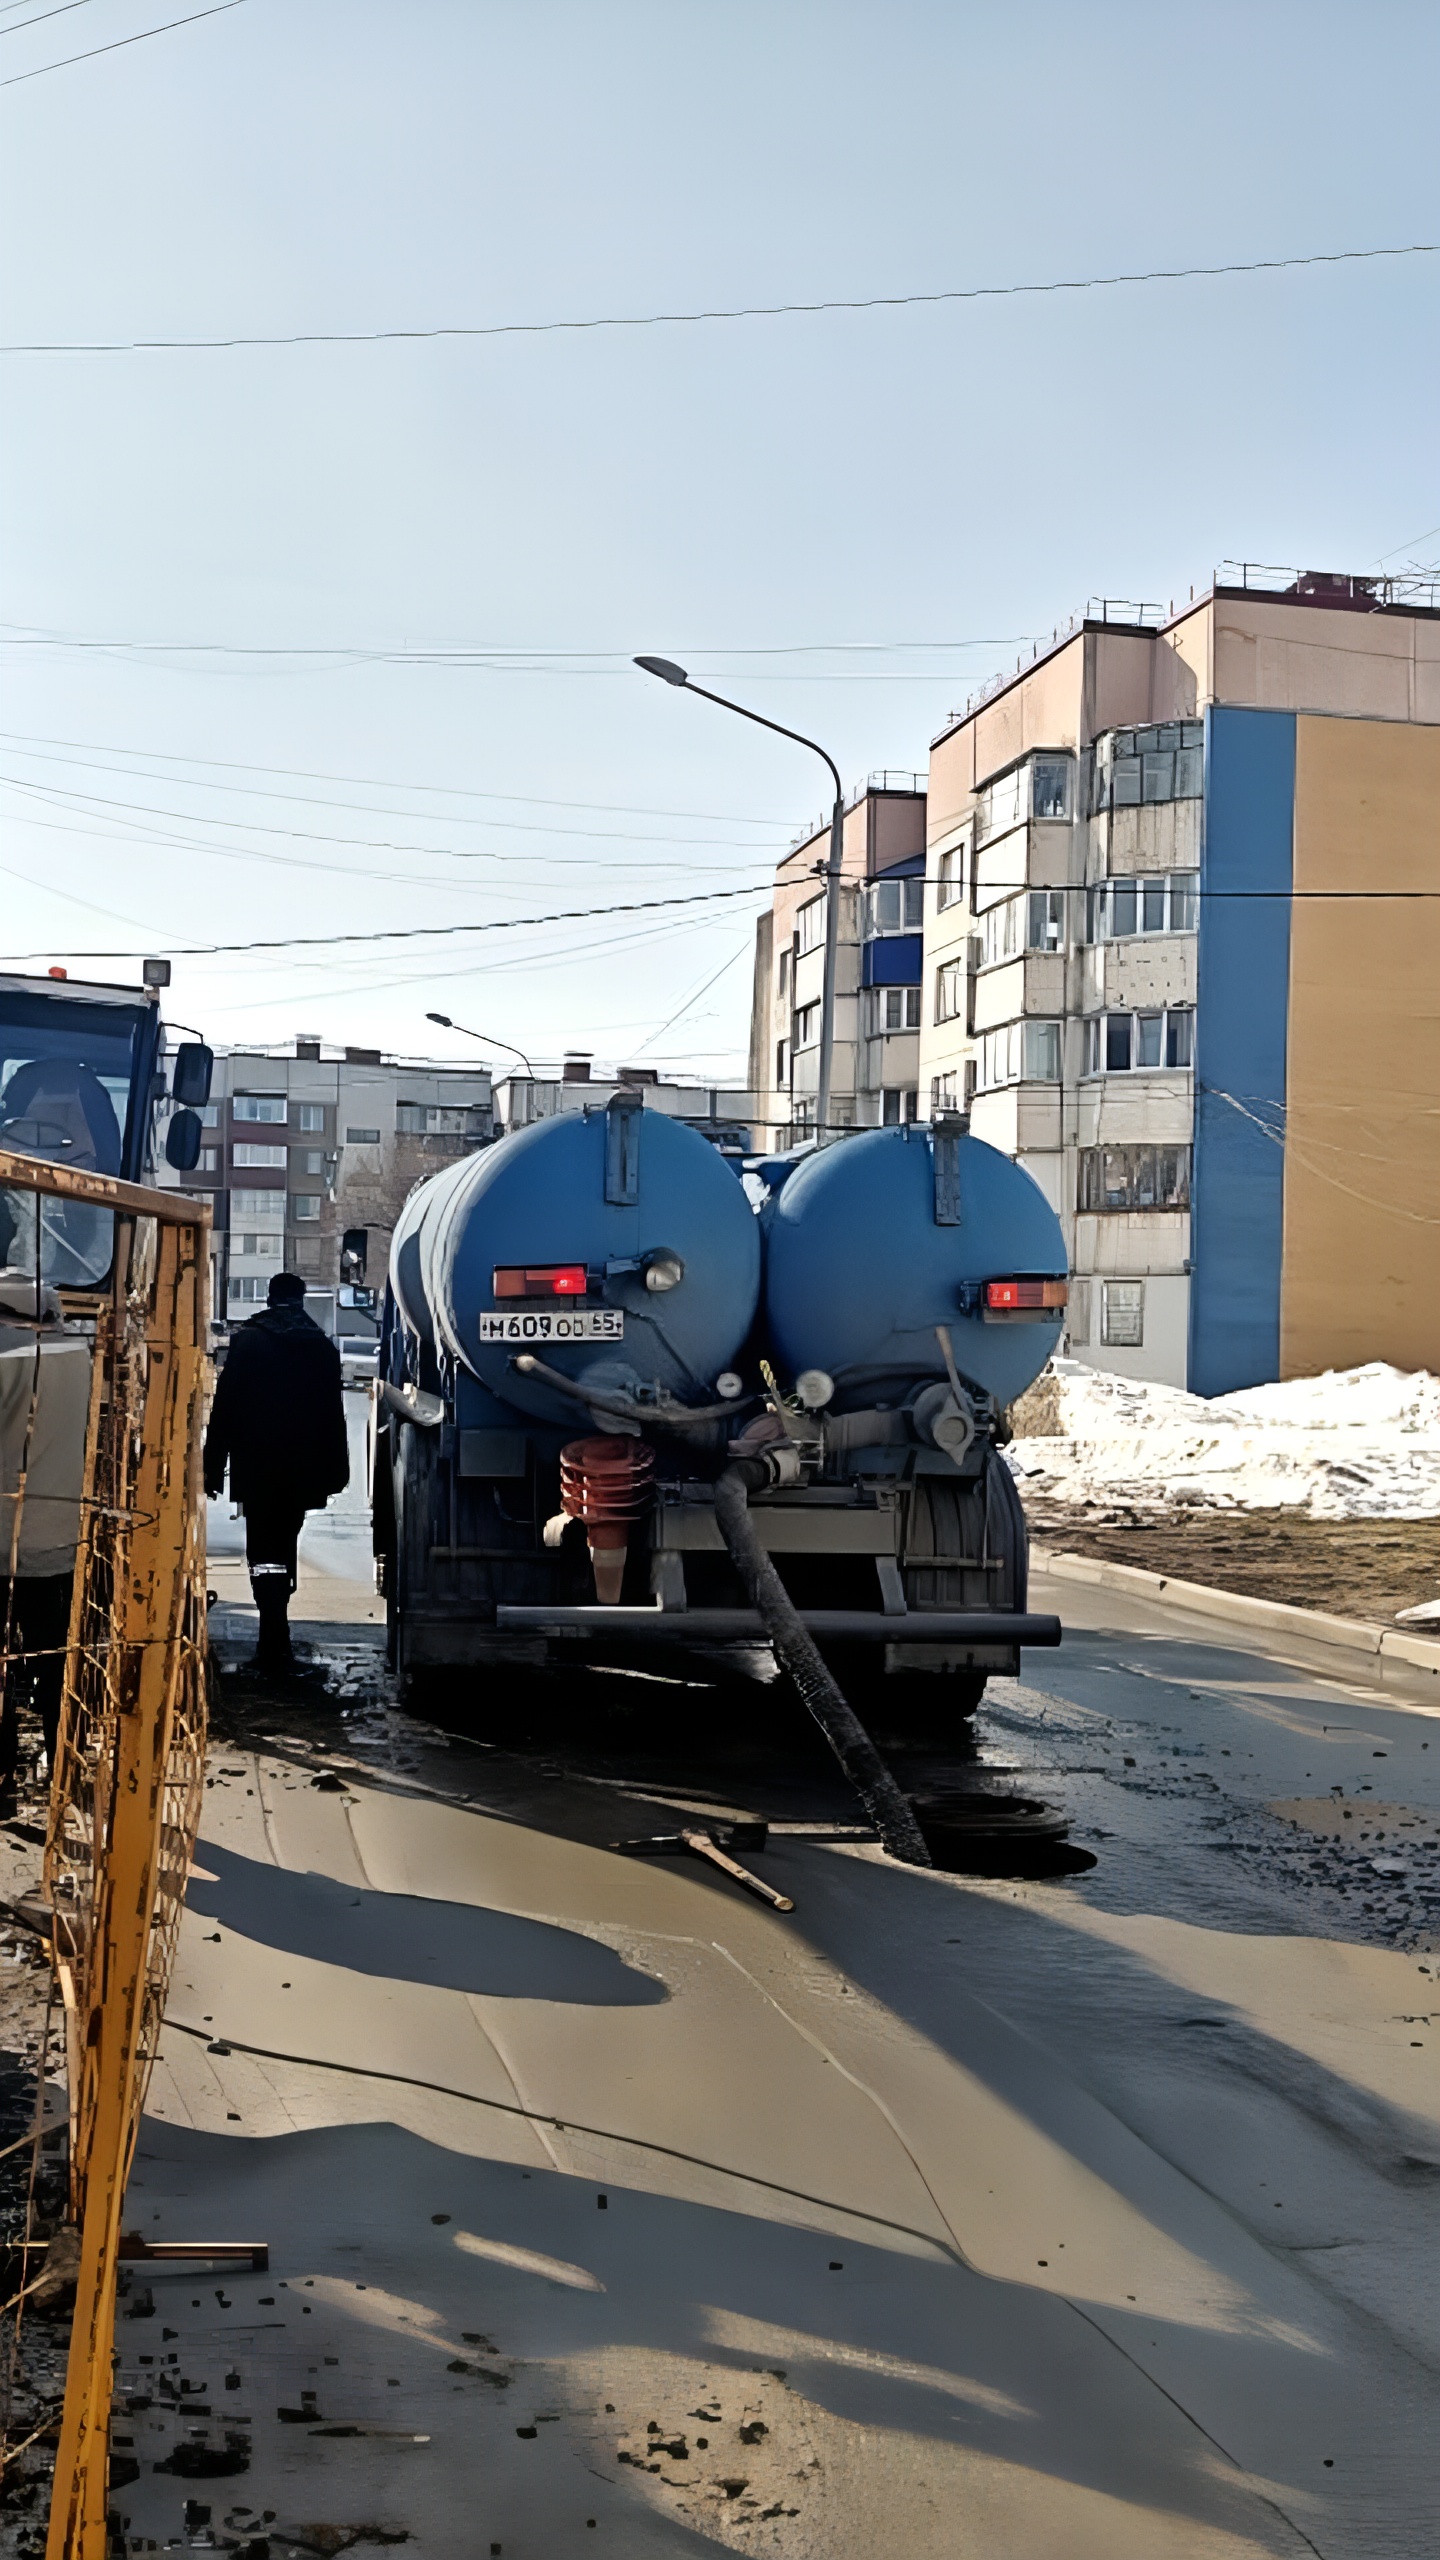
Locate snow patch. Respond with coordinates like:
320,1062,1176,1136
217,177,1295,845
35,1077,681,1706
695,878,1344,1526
1006,1360,1440,1521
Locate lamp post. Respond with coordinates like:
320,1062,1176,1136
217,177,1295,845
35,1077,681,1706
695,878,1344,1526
425,1011,535,1077
635,656,847,1142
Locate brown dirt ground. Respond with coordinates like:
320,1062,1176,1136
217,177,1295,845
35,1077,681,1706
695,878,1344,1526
1025,1506,1440,1625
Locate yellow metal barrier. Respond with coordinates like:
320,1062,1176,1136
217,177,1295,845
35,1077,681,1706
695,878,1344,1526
0,1148,209,2559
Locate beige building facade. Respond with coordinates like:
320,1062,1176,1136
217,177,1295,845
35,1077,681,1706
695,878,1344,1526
748,567,1440,1391
750,774,926,1147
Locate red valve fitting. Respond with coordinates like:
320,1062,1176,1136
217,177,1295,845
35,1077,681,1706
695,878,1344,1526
559,1436,655,1605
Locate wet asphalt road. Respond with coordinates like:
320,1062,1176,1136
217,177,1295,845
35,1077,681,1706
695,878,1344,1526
158,1408,1440,2560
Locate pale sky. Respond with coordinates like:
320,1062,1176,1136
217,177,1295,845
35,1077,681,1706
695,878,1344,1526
2,0,1437,1079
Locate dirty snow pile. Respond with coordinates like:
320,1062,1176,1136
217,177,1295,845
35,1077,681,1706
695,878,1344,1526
1005,1360,1440,1520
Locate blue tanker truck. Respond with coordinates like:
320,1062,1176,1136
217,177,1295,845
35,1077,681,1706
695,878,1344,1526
372,1092,1065,1724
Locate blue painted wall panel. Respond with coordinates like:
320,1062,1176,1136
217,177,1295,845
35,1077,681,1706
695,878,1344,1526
1188,707,1294,1395
861,934,923,989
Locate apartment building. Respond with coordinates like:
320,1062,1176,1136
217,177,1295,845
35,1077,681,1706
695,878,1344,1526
749,567,1440,1394
162,1037,492,1324
495,1057,755,1148
748,774,927,1146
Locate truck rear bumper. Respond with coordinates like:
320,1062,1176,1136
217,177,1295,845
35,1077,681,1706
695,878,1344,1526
493,1605,1061,1645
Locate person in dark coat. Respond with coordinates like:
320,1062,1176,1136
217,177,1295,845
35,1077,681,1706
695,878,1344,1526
204,1270,350,1674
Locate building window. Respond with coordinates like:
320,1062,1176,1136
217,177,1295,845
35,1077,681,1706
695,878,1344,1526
228,1276,268,1305
981,888,1065,969
200,1147,222,1173
935,959,964,1024
977,1018,1062,1088
233,1231,284,1259
345,1126,380,1145
793,1002,821,1050
1086,874,1198,941
975,754,1073,844
231,1188,284,1220
882,1089,919,1125
777,948,790,998
1078,1145,1191,1212
1092,721,1203,813
233,1142,287,1168
296,1101,326,1132
396,1102,475,1135
1031,756,1072,821
975,766,1025,845
866,985,921,1035
293,1239,321,1275
1101,1279,1145,1347
1083,1010,1194,1074
290,1194,322,1222
198,1102,221,1128
863,875,924,939
775,1039,787,1088
796,895,826,956
931,1070,957,1111
936,843,966,910
233,1095,285,1123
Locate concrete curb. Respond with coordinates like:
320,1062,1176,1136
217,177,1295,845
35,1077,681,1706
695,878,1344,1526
1032,1543,1440,1679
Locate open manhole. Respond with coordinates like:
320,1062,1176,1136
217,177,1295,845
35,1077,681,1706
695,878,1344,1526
911,1789,1097,1878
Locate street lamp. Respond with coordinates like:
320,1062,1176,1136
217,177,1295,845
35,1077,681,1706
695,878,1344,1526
634,655,846,1141
426,1012,535,1077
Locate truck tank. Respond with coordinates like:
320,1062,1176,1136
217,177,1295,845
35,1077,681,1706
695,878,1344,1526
375,1094,1063,1717
391,1097,761,1424
763,1121,1065,1412
388,1153,473,1356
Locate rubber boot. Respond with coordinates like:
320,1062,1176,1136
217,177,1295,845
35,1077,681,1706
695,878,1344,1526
249,1565,295,1676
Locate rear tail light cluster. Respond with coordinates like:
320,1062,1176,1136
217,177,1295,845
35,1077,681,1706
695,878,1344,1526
492,1263,588,1301
984,1277,1068,1320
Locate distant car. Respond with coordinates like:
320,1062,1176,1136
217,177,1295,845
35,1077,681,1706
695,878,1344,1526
338,1335,379,1386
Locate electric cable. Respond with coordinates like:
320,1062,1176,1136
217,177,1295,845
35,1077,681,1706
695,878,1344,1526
0,727,791,825
4,240,1434,350
0,1,102,38
4,880,772,963
0,0,245,86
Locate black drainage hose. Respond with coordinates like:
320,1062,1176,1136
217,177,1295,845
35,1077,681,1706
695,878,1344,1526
713,1465,932,1869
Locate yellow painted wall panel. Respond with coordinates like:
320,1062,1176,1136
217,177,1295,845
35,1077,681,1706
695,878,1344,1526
1282,716,1440,1377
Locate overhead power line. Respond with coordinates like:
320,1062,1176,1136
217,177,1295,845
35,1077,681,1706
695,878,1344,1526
2,240,1435,352
0,769,780,854
0,727,792,824
0,0,245,86
0,624,1029,669
0,2,103,40
8,880,771,963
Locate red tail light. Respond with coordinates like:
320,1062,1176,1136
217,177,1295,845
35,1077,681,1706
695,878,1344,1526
984,1277,1068,1317
492,1263,589,1301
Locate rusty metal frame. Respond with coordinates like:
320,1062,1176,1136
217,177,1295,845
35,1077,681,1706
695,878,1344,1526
0,1147,211,2559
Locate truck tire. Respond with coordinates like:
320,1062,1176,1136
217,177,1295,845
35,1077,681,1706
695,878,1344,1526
826,1453,1029,1734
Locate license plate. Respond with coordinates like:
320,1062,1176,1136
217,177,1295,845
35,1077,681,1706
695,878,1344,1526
477,1309,624,1343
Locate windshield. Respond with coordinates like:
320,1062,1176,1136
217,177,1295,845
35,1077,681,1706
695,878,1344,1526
0,990,144,1289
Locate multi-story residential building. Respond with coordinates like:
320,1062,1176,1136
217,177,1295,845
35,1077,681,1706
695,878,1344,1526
495,1058,756,1148
161,1038,492,1325
748,775,926,1146
751,567,1440,1394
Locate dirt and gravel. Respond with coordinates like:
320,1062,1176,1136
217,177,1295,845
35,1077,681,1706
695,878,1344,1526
1024,1506,1440,1624
0,1776,74,2560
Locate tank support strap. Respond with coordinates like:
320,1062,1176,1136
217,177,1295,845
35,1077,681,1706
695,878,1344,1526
932,1111,968,1225
605,1089,643,1205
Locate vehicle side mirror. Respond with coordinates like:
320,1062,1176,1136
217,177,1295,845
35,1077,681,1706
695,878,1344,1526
171,1042,213,1107
165,1108,203,1172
